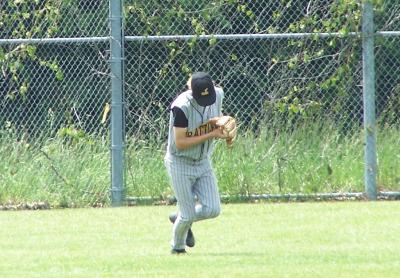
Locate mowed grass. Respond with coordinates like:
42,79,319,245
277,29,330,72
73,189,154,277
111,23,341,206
1,202,399,278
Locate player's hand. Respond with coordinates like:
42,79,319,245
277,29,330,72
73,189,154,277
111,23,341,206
211,127,228,139
207,117,221,127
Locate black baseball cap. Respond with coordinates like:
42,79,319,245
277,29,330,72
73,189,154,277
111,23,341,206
191,72,216,107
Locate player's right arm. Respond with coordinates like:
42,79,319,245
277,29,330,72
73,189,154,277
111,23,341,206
174,127,226,150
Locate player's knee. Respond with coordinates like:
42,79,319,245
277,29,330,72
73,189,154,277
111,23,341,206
180,215,195,226
212,206,221,218
205,205,220,219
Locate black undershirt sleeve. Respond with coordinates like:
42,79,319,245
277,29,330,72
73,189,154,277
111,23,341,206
172,107,188,128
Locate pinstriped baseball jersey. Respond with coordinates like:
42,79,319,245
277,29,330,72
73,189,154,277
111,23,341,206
165,87,224,161
164,86,224,251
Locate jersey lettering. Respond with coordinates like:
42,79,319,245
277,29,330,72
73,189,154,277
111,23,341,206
186,122,214,137
167,88,223,160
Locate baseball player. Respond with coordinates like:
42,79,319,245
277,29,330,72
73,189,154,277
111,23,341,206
164,72,228,254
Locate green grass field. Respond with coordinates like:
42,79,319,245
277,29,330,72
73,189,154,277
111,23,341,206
1,202,399,277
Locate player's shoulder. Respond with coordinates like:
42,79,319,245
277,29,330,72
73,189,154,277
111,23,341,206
171,90,192,109
215,86,224,100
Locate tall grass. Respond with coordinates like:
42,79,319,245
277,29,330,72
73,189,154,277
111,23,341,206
0,130,110,207
377,124,400,190
1,121,399,207
214,119,370,196
112,119,400,199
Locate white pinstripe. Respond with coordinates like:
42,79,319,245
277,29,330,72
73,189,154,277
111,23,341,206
164,87,224,250
164,155,220,249
166,88,224,160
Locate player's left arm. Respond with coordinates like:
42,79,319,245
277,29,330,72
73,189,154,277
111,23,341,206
174,126,227,150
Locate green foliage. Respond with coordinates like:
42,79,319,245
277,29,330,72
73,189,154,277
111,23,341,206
1,1,109,138
122,0,392,130
265,0,364,121
2,0,399,138
0,0,62,38
124,0,261,82
0,0,63,105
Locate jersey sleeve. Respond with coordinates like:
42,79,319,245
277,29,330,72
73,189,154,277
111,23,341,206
218,87,224,99
216,87,224,115
172,107,188,128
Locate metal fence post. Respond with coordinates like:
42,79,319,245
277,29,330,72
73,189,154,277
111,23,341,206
362,0,377,200
109,0,124,206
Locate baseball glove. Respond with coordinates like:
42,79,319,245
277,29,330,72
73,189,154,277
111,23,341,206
215,116,237,148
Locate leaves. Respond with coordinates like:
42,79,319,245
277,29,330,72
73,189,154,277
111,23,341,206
1,0,64,101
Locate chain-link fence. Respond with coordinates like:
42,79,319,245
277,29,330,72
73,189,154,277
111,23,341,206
0,0,111,207
1,0,399,207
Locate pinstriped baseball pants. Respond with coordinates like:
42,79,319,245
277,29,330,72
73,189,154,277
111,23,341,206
164,154,221,250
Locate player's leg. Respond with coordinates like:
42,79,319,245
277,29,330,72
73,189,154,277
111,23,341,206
169,211,195,248
193,161,221,221
165,158,196,250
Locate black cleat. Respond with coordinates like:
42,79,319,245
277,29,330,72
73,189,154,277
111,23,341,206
185,229,195,248
171,248,187,254
169,213,195,248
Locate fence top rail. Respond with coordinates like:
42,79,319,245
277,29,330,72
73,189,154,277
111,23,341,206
0,31,398,45
125,31,398,41
125,32,361,42
377,31,400,37
0,36,109,45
